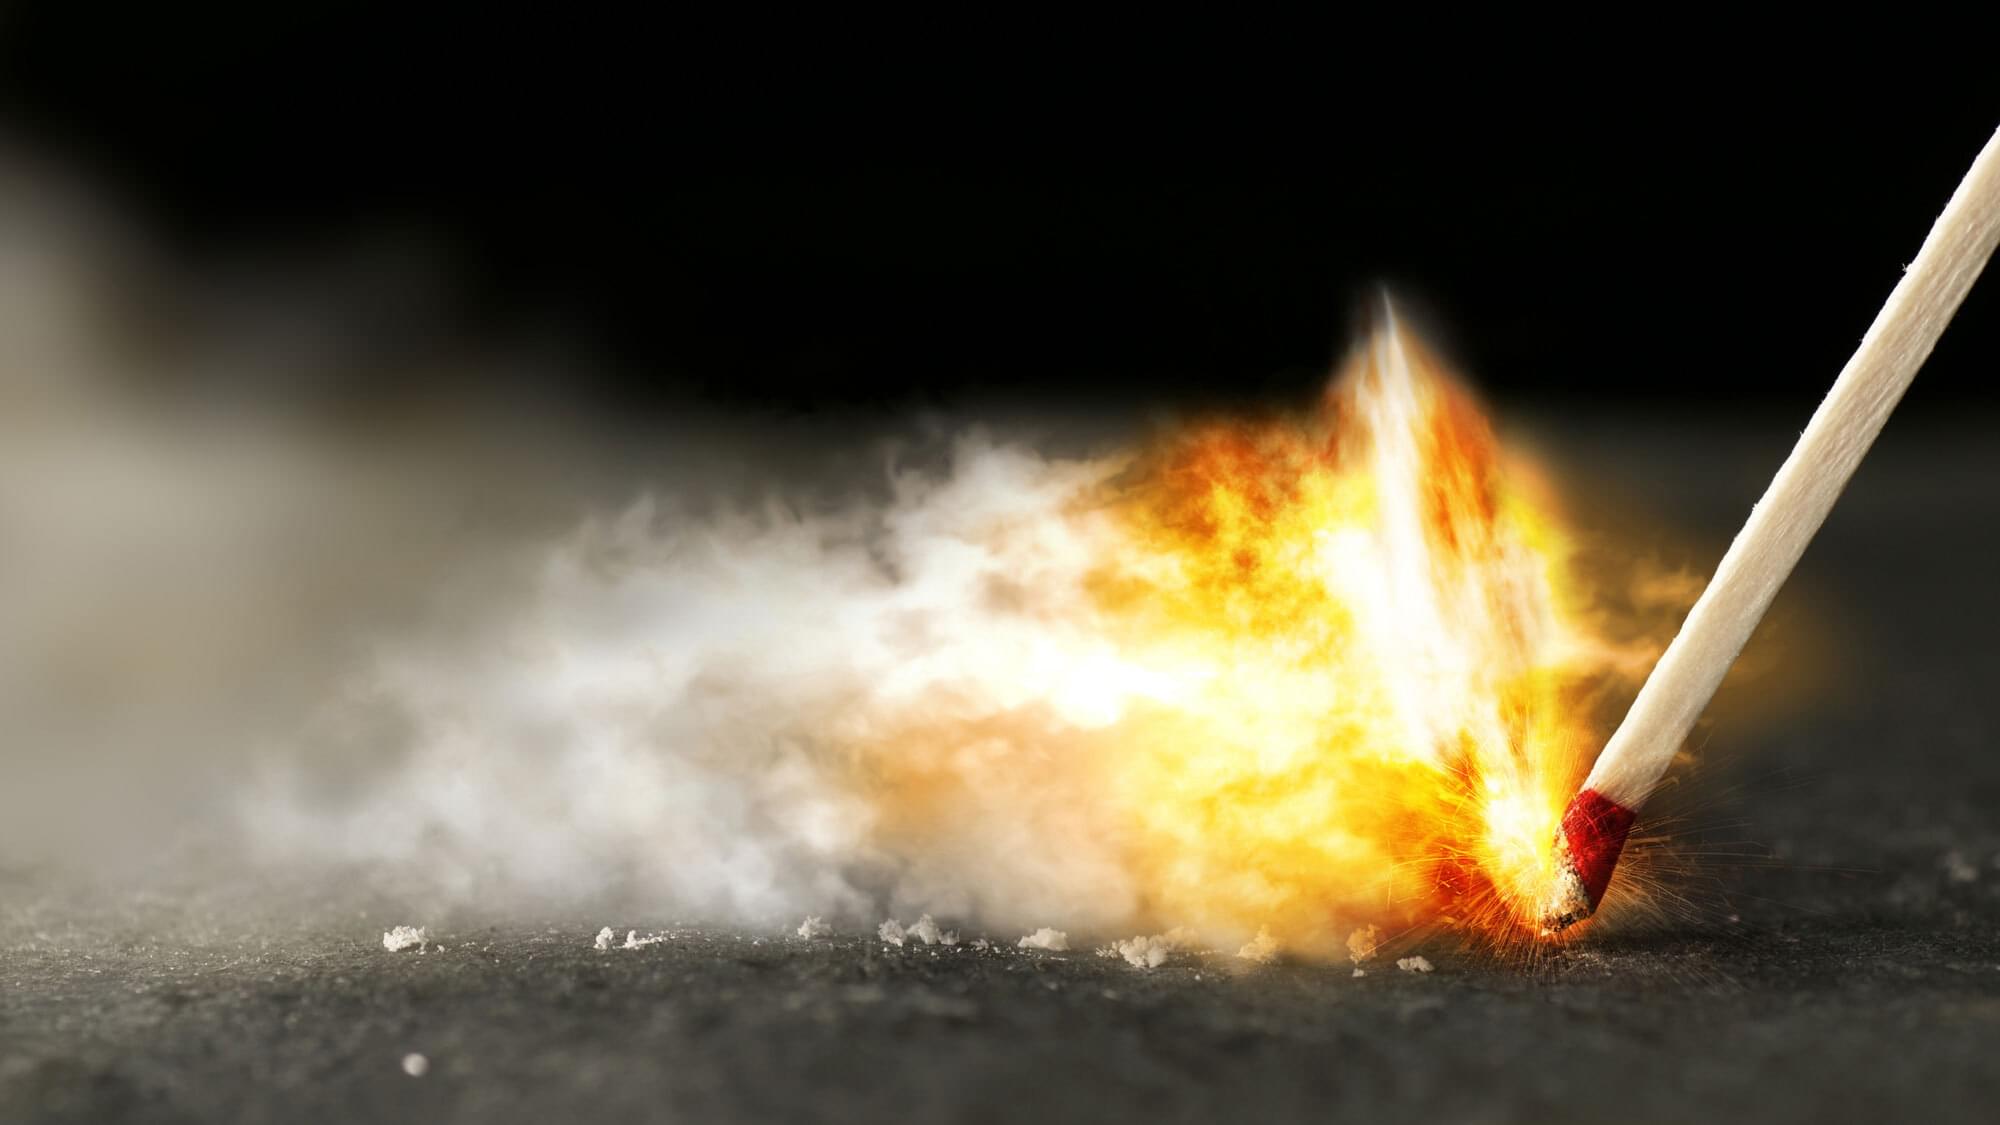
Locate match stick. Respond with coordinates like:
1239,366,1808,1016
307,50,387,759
1541,125,2000,932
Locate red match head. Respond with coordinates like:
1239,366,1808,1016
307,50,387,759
1541,788,1637,932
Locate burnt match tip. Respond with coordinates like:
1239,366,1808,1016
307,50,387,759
1540,788,1637,933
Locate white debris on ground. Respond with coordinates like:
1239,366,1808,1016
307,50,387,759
594,926,615,951
1111,936,1171,969
1104,928,1192,964
1346,924,1380,964
1943,851,1981,884
1236,926,1279,964
621,930,668,950
381,925,428,953
401,1053,429,1077
1017,928,1069,952
970,938,991,950
1397,955,1434,973
796,916,832,939
877,914,957,947
905,914,958,946
1352,967,1366,978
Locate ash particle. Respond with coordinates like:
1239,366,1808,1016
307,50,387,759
1396,956,1434,973
878,919,907,946
1237,926,1279,964
402,1053,429,1078
904,914,957,946
381,925,428,953
1346,925,1380,964
1109,933,1180,970
1017,928,1069,952
796,916,832,939
594,926,615,951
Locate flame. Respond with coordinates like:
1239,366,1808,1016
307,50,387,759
920,312,1624,952
1080,318,1609,949
237,306,1659,951
842,316,1640,952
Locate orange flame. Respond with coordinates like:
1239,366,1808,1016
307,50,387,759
1087,319,1611,950
848,316,1663,954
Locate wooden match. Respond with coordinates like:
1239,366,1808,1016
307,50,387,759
1542,125,2000,932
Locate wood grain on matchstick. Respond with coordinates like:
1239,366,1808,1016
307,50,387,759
1547,125,2000,927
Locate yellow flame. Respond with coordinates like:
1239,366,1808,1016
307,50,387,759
856,318,1650,953
1093,320,1612,950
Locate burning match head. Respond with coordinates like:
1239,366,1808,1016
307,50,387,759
1540,836,1599,933
1539,788,1637,933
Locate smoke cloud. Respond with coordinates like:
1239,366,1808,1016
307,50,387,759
3,148,1737,949
0,149,1164,933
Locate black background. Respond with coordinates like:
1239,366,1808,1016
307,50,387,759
1,11,1994,416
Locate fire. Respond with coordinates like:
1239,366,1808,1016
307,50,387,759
241,303,1662,954
1078,317,1611,950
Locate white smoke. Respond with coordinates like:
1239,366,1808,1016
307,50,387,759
0,149,1155,931
242,432,1152,929
2,149,1714,945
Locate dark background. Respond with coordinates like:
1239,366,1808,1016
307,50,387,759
1,11,1994,416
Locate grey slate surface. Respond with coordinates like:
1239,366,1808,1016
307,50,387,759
5,416,1999,1124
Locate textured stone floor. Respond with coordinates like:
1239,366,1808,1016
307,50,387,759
5,417,1998,1123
